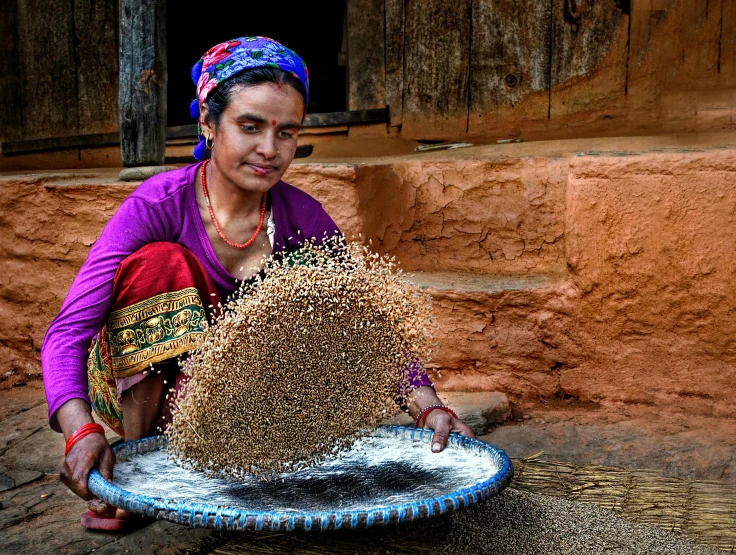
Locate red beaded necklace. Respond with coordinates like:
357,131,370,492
200,159,267,249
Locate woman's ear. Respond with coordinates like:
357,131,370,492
199,103,215,141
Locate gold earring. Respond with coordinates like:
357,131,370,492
205,136,214,150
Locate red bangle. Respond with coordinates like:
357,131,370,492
415,405,458,428
65,423,105,456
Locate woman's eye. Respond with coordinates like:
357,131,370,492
279,130,295,139
242,124,258,133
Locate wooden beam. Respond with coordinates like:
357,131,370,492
118,0,167,167
548,0,627,129
723,0,736,84
74,0,119,135
169,109,388,138
403,0,473,139
1,109,389,154
303,108,388,127
467,0,552,136
626,0,727,129
385,0,405,127
346,0,386,110
0,132,120,155
550,0,624,87
0,0,22,142
17,0,79,140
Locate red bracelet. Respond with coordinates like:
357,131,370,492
65,423,106,456
415,405,458,428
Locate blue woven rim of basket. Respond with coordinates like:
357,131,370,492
88,424,514,531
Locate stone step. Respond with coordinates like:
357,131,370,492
371,270,569,402
405,271,558,294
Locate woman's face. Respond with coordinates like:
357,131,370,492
202,82,304,194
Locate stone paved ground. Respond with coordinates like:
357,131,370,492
1,381,733,554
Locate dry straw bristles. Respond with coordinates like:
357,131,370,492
165,237,434,480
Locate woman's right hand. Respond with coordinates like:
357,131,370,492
56,398,115,500
60,432,116,500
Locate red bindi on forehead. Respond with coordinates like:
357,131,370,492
272,120,277,126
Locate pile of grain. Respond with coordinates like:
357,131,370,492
438,489,724,555
165,238,433,480
211,489,724,554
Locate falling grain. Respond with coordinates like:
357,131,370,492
165,238,434,480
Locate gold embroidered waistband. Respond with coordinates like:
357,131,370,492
108,287,204,330
106,287,209,378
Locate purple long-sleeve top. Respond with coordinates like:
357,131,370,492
42,163,432,431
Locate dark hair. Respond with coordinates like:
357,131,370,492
206,68,307,126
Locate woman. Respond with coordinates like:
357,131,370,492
42,37,474,530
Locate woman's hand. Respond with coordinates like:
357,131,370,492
406,386,476,452
60,432,115,500
423,408,475,452
56,399,115,500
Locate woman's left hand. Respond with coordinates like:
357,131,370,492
423,409,475,452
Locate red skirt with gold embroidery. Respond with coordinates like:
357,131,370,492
86,243,220,437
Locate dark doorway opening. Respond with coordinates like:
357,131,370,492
166,2,347,127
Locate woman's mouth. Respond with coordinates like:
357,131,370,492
246,163,275,176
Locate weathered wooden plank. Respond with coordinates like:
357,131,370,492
551,0,625,85
626,0,675,107
2,110,389,154
303,108,388,127
168,109,388,137
0,0,22,142
627,0,673,72
403,0,473,139
626,0,729,131
721,0,736,87
670,0,728,86
17,0,79,140
628,0,715,85
73,0,119,135
385,0,405,127
165,145,315,165
664,0,730,131
468,0,551,135
548,0,628,128
119,0,167,167
1,132,120,154
347,0,386,110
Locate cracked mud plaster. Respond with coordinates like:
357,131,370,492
289,159,567,275
562,151,736,416
426,282,583,400
353,159,568,275
0,177,135,375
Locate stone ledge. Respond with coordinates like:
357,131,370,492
405,271,559,293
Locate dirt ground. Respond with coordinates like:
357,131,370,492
1,379,733,554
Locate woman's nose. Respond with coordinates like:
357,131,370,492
255,132,278,159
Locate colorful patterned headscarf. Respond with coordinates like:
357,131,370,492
190,36,310,160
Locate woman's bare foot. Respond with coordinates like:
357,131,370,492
82,498,140,530
88,498,116,518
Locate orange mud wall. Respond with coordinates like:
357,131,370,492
2,148,735,417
